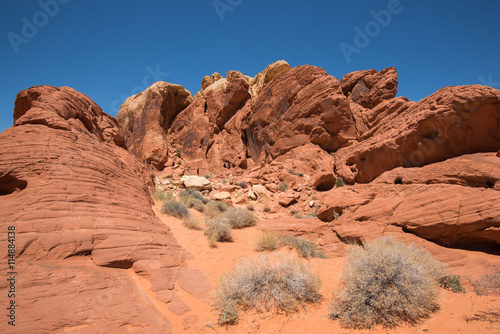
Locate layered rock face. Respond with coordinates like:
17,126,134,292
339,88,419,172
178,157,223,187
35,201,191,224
0,86,208,333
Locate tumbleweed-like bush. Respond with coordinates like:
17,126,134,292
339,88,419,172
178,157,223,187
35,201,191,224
213,252,322,325
329,236,447,329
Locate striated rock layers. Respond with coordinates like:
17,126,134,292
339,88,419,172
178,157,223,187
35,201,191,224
0,86,209,333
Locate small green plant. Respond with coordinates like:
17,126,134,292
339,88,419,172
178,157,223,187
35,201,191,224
281,235,327,259
161,200,189,219
237,181,248,189
290,209,301,218
246,203,255,211
328,236,447,329
255,231,281,251
263,205,271,213
440,275,466,293
278,181,288,192
152,189,173,201
179,188,208,204
288,169,304,177
204,217,232,242
182,215,203,230
186,198,205,212
218,208,257,229
176,147,182,157
335,176,345,188
213,252,322,325
330,152,336,158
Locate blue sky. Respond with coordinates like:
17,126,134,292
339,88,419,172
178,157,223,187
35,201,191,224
1,0,499,133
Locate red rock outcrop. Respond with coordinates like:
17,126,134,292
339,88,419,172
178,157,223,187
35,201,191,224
117,82,193,169
244,65,357,163
317,182,500,252
0,86,208,333
335,85,500,183
341,67,398,108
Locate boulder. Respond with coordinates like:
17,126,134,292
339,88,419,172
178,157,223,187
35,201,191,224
249,60,291,96
343,67,398,108
212,191,231,200
116,81,192,169
278,192,298,207
180,175,212,190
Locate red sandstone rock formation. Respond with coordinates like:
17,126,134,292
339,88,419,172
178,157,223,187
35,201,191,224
0,86,208,333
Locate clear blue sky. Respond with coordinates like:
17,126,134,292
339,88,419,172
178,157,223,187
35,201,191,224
1,0,499,133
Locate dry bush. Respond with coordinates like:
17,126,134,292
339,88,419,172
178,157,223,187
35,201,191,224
204,217,232,242
161,200,189,219
255,231,281,251
467,266,500,295
281,235,327,259
186,198,205,212
219,208,257,229
213,252,322,325
152,189,173,201
205,200,228,217
329,236,447,329
182,215,203,230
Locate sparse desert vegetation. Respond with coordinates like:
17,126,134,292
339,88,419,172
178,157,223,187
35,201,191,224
161,200,189,219
213,252,322,325
328,236,448,329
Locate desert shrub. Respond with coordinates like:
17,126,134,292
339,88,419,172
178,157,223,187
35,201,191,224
335,176,345,188
245,203,254,211
279,181,288,192
204,217,232,242
213,252,322,325
152,189,174,201
237,181,248,189
263,205,271,213
183,215,203,230
329,236,447,329
440,275,466,293
281,235,327,259
161,200,189,219
205,200,229,217
467,267,500,295
186,198,205,212
179,188,208,204
203,172,212,179
219,208,257,229
288,168,304,177
175,147,182,157
255,231,281,251
290,209,301,218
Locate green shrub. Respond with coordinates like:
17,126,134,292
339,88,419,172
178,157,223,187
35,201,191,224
213,252,322,325
183,215,202,230
440,275,466,293
279,181,288,192
281,235,327,259
329,237,447,329
186,198,205,212
179,188,208,204
204,217,232,242
219,208,257,229
255,231,281,251
161,201,189,219
335,176,345,187
152,189,173,201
